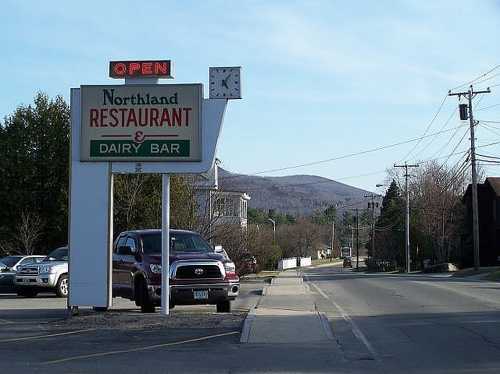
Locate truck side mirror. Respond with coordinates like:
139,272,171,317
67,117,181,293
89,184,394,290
214,245,223,254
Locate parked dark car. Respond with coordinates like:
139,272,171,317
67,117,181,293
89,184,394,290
112,229,240,313
343,257,352,268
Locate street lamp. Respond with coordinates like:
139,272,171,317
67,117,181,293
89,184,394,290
267,218,276,243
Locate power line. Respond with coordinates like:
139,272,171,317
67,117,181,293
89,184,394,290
223,140,500,193
476,103,500,111
401,94,448,161
478,120,500,124
439,127,470,168
411,108,456,162
450,63,500,91
219,124,468,181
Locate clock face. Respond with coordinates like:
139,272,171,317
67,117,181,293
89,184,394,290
209,67,241,99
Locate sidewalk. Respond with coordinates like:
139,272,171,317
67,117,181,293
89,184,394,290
240,269,333,344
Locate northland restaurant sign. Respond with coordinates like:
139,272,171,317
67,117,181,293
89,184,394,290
80,84,202,162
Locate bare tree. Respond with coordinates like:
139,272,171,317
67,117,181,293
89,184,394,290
17,211,44,255
409,161,468,264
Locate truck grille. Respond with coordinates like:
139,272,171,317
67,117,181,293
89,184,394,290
18,266,39,276
175,264,222,279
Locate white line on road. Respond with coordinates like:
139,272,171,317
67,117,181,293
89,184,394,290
42,330,240,365
0,328,96,343
308,281,380,361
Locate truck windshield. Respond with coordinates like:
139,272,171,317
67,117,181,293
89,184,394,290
142,232,212,255
44,247,69,261
0,256,22,268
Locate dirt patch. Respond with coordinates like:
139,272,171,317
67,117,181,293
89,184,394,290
49,310,246,331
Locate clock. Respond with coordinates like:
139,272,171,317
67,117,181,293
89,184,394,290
209,66,241,99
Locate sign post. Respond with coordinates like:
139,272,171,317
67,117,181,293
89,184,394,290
161,174,170,314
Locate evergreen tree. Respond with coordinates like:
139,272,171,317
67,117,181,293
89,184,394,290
0,93,70,254
371,180,404,262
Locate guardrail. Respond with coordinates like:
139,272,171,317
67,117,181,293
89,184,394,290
299,257,312,267
278,258,297,271
277,256,312,270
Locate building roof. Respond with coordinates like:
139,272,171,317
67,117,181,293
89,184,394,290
463,177,500,201
485,177,500,196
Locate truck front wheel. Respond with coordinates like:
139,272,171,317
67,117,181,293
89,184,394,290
56,274,69,298
136,278,155,313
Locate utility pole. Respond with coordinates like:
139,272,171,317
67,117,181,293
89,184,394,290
448,85,491,270
394,162,419,273
365,194,378,259
331,220,335,260
355,208,360,270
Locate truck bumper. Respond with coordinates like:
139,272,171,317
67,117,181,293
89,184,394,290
148,281,240,305
14,274,58,288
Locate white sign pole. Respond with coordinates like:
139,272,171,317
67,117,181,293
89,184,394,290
161,174,170,315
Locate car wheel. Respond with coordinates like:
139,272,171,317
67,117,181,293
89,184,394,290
216,300,231,313
56,274,69,298
136,278,155,313
17,288,38,298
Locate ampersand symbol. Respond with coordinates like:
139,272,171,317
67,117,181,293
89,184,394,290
134,131,145,143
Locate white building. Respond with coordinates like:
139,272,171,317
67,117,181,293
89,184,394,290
193,160,251,230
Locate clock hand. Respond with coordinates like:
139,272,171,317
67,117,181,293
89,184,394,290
222,79,228,89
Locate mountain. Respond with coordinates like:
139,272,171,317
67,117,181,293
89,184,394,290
218,168,373,216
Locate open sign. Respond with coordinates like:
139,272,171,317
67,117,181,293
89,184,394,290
109,60,173,79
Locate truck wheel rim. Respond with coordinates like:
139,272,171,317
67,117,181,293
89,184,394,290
60,278,68,295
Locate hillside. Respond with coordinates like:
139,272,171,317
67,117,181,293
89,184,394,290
218,168,372,216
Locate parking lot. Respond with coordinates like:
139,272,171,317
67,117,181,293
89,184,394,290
0,277,265,373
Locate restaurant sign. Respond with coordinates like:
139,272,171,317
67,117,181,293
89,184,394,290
80,84,202,162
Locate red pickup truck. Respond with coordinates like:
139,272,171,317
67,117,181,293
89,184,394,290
112,229,239,313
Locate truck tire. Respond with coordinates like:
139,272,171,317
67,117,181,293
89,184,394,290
56,274,69,298
136,278,155,313
17,288,38,298
216,300,231,313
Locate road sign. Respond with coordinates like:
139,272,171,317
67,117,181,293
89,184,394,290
80,84,202,162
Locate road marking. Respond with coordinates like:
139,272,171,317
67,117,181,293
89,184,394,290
0,318,13,324
0,328,96,343
308,281,380,361
42,330,240,365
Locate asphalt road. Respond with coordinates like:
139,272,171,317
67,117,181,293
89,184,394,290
1,267,499,373
304,264,500,373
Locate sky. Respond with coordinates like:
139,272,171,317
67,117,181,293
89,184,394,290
1,0,500,192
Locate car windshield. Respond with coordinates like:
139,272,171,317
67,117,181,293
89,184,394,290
141,232,213,255
0,256,22,268
44,247,68,261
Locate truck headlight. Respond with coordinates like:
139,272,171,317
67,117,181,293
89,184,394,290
150,264,162,274
224,262,236,275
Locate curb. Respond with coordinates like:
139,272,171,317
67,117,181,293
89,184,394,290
239,307,257,343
